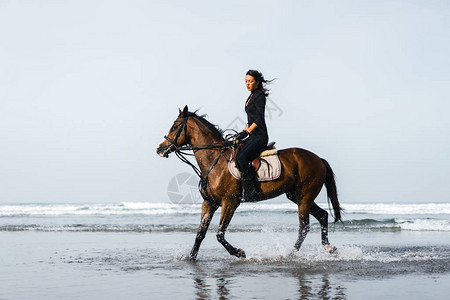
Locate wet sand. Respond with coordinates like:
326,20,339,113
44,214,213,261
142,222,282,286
1,229,449,299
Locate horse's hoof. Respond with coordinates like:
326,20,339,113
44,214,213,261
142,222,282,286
323,245,337,254
236,249,246,258
288,248,300,257
189,255,197,261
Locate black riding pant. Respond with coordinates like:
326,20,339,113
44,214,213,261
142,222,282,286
236,133,268,172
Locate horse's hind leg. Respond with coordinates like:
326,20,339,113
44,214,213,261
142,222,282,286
190,200,218,260
294,198,312,251
310,203,337,253
216,202,246,258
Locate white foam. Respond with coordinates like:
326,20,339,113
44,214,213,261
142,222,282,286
245,227,293,260
397,219,450,231
242,226,368,263
0,203,202,216
342,203,450,215
244,241,445,264
1,202,449,217
244,242,410,263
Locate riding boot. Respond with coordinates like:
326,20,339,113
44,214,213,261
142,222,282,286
241,165,260,202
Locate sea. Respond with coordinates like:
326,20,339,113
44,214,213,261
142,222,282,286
1,201,449,299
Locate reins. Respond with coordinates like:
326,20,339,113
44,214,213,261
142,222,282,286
173,141,233,179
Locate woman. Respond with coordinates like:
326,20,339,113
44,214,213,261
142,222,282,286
235,69,271,202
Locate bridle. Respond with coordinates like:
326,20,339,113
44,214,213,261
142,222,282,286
161,114,238,158
160,116,189,158
160,114,239,206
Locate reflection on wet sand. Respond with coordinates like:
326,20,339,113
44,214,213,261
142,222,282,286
190,261,347,299
296,273,346,300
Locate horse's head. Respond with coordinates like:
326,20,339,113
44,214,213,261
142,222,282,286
156,105,190,158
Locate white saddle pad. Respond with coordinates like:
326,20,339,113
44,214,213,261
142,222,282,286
228,154,282,182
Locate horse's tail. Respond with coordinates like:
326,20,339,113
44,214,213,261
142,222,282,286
321,159,342,223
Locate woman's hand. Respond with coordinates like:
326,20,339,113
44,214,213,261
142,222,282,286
247,123,258,133
235,130,249,141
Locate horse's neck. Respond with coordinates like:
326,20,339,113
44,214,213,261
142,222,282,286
189,123,228,175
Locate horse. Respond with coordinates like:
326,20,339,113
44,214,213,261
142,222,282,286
156,105,342,260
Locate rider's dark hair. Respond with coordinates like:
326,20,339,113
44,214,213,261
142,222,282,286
246,69,274,96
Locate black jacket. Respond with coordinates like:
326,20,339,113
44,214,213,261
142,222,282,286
245,89,268,138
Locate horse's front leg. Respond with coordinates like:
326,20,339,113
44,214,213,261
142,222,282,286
216,202,246,258
190,200,218,260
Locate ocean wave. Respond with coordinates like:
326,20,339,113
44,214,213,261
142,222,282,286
0,203,201,216
0,224,199,233
342,203,450,215
1,202,449,217
2,218,449,232
342,218,400,230
396,219,450,231
341,218,450,232
0,202,301,217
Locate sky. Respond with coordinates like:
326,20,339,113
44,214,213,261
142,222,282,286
1,0,449,204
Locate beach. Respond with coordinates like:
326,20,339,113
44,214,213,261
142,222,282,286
1,202,449,299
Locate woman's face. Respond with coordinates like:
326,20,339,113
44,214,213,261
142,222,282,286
245,75,259,91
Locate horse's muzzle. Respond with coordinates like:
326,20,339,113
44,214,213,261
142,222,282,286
156,145,172,158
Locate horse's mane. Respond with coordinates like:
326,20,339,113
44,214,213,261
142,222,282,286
187,111,225,141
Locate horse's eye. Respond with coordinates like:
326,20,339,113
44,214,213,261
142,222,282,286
171,125,177,131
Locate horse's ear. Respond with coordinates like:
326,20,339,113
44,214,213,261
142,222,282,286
182,105,188,117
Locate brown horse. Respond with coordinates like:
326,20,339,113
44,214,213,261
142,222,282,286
156,106,342,260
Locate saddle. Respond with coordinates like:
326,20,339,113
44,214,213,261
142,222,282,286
251,141,276,170
228,142,282,182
